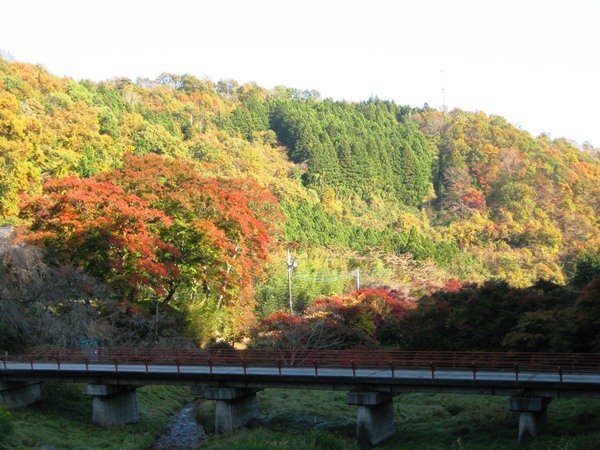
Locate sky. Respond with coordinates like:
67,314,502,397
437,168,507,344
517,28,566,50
1,0,599,146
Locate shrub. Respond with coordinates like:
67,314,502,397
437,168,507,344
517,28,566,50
0,405,14,441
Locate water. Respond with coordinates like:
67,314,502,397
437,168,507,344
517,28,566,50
150,402,206,450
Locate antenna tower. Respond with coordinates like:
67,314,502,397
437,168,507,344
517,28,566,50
441,69,447,113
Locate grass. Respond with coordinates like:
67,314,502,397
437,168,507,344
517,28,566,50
0,383,193,450
196,390,600,450
197,390,357,450
3,385,600,449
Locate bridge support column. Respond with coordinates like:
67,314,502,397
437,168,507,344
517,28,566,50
83,384,139,426
0,381,46,408
204,387,259,434
347,391,396,449
509,396,552,444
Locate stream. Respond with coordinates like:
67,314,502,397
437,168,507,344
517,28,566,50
149,401,206,450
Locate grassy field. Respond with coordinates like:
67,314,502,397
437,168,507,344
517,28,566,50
0,383,193,450
3,385,600,449
197,390,600,450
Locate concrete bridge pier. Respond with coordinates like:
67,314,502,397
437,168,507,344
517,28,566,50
509,396,553,444
83,384,139,426
0,381,46,408
346,391,396,449
203,387,260,434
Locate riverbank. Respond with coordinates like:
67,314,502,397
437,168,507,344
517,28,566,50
196,390,600,449
2,385,600,449
0,384,193,449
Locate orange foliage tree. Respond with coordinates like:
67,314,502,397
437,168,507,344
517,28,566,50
20,176,178,301
97,154,282,309
254,288,410,350
20,155,282,342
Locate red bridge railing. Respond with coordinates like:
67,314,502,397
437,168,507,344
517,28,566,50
3,349,600,380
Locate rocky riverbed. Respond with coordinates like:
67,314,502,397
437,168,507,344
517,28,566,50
149,401,206,450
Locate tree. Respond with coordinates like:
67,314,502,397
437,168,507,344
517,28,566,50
251,310,345,357
98,154,281,306
0,228,113,352
441,166,486,222
0,91,43,219
20,176,179,302
572,250,600,288
97,154,282,342
252,287,411,350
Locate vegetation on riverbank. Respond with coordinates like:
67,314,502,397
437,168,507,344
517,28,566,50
0,384,192,450
198,390,600,450
3,384,600,449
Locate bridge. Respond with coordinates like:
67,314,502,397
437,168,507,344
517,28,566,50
2,349,600,448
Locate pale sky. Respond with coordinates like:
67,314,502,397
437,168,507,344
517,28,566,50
1,0,599,146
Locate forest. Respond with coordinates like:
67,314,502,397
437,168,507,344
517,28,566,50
1,56,600,354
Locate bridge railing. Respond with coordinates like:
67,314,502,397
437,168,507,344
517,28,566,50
4,348,600,378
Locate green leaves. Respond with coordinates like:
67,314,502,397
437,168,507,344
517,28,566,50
268,98,433,207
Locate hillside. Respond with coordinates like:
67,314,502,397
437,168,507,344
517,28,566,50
1,57,600,347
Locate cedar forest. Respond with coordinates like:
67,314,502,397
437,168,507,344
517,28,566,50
1,57,600,354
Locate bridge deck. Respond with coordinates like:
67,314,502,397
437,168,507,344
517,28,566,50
3,349,600,447
3,360,599,383
2,350,600,398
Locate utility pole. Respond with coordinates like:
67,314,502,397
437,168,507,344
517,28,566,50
356,268,360,291
287,249,297,314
